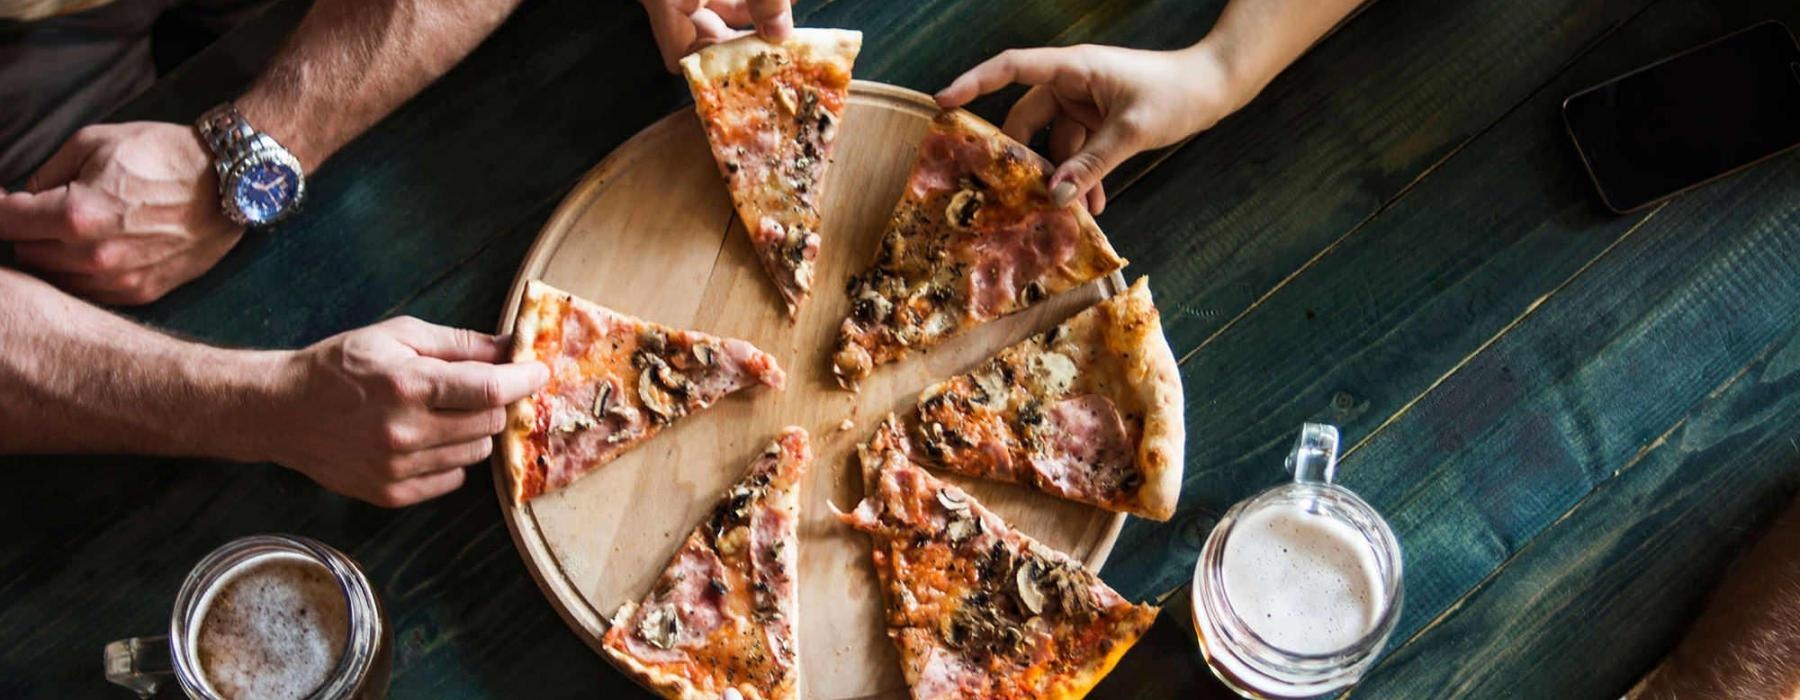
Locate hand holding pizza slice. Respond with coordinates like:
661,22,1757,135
833,110,1126,389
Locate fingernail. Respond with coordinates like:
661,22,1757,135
1050,181,1077,206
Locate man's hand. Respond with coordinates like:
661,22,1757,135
641,0,794,72
935,45,1241,215
0,122,241,306
265,316,549,507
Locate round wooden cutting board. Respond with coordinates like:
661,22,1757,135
492,81,1127,699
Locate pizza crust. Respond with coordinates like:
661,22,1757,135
500,279,555,506
679,27,863,87
1109,277,1185,521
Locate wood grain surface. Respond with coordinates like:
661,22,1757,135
4,0,1799,697
492,83,1125,699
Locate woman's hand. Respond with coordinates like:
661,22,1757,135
935,44,1244,214
641,0,794,73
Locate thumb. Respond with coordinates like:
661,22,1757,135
1048,120,1137,207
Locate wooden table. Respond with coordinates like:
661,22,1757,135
6,0,1799,697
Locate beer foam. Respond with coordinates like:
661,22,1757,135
1220,503,1386,654
196,553,350,700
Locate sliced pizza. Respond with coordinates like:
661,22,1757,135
602,427,811,700
681,28,863,318
840,416,1159,699
910,277,1183,520
501,280,786,503
831,109,1126,389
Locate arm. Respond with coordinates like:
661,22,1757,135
0,267,547,507
237,0,526,171
0,0,525,304
935,0,1364,213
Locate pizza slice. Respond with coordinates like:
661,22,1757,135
911,277,1184,520
501,280,786,503
839,416,1159,699
602,428,811,700
681,28,863,318
831,109,1126,389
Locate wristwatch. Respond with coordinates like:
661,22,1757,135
195,103,306,226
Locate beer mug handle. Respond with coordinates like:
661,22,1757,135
103,635,174,698
1286,423,1340,485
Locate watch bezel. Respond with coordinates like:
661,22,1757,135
220,137,307,227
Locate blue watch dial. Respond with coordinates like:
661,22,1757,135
232,160,301,225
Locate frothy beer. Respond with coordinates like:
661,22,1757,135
195,554,350,700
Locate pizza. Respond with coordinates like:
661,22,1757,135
602,427,811,700
831,109,1126,389
681,28,863,318
839,416,1159,699
501,280,786,503
910,277,1183,520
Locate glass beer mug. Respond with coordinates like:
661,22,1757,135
1191,423,1404,698
105,534,392,699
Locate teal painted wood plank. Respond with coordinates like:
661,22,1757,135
1103,0,1800,601
1095,0,1655,356
1353,320,1800,698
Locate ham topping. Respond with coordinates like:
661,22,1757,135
1028,394,1134,498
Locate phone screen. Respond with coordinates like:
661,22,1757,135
1563,21,1800,212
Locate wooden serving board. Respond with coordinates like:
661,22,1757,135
492,81,1127,699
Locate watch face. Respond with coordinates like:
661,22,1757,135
232,160,301,225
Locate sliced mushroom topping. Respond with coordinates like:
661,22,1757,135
691,342,718,367
638,370,679,424
638,605,681,650
945,188,984,229
591,382,614,418
776,85,800,115
1016,561,1047,615
1020,280,1047,305
936,488,969,512
817,107,839,144
638,329,668,356
555,414,596,434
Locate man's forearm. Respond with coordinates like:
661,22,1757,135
0,268,287,460
235,0,526,170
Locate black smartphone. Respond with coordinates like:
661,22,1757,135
1563,21,1800,213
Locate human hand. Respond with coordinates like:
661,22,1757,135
641,0,794,72
936,44,1242,214
264,316,549,507
0,122,242,305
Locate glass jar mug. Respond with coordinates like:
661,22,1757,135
1191,423,1404,698
105,534,392,700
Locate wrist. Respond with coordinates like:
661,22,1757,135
235,94,323,172
196,348,304,464
1180,38,1259,121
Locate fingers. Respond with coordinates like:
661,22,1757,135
422,359,549,411
935,47,1070,108
1049,117,1140,208
26,129,98,193
1001,86,1060,144
372,464,469,507
1048,116,1087,163
382,316,510,362
0,187,72,241
745,0,792,40
424,407,509,446
689,8,750,49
